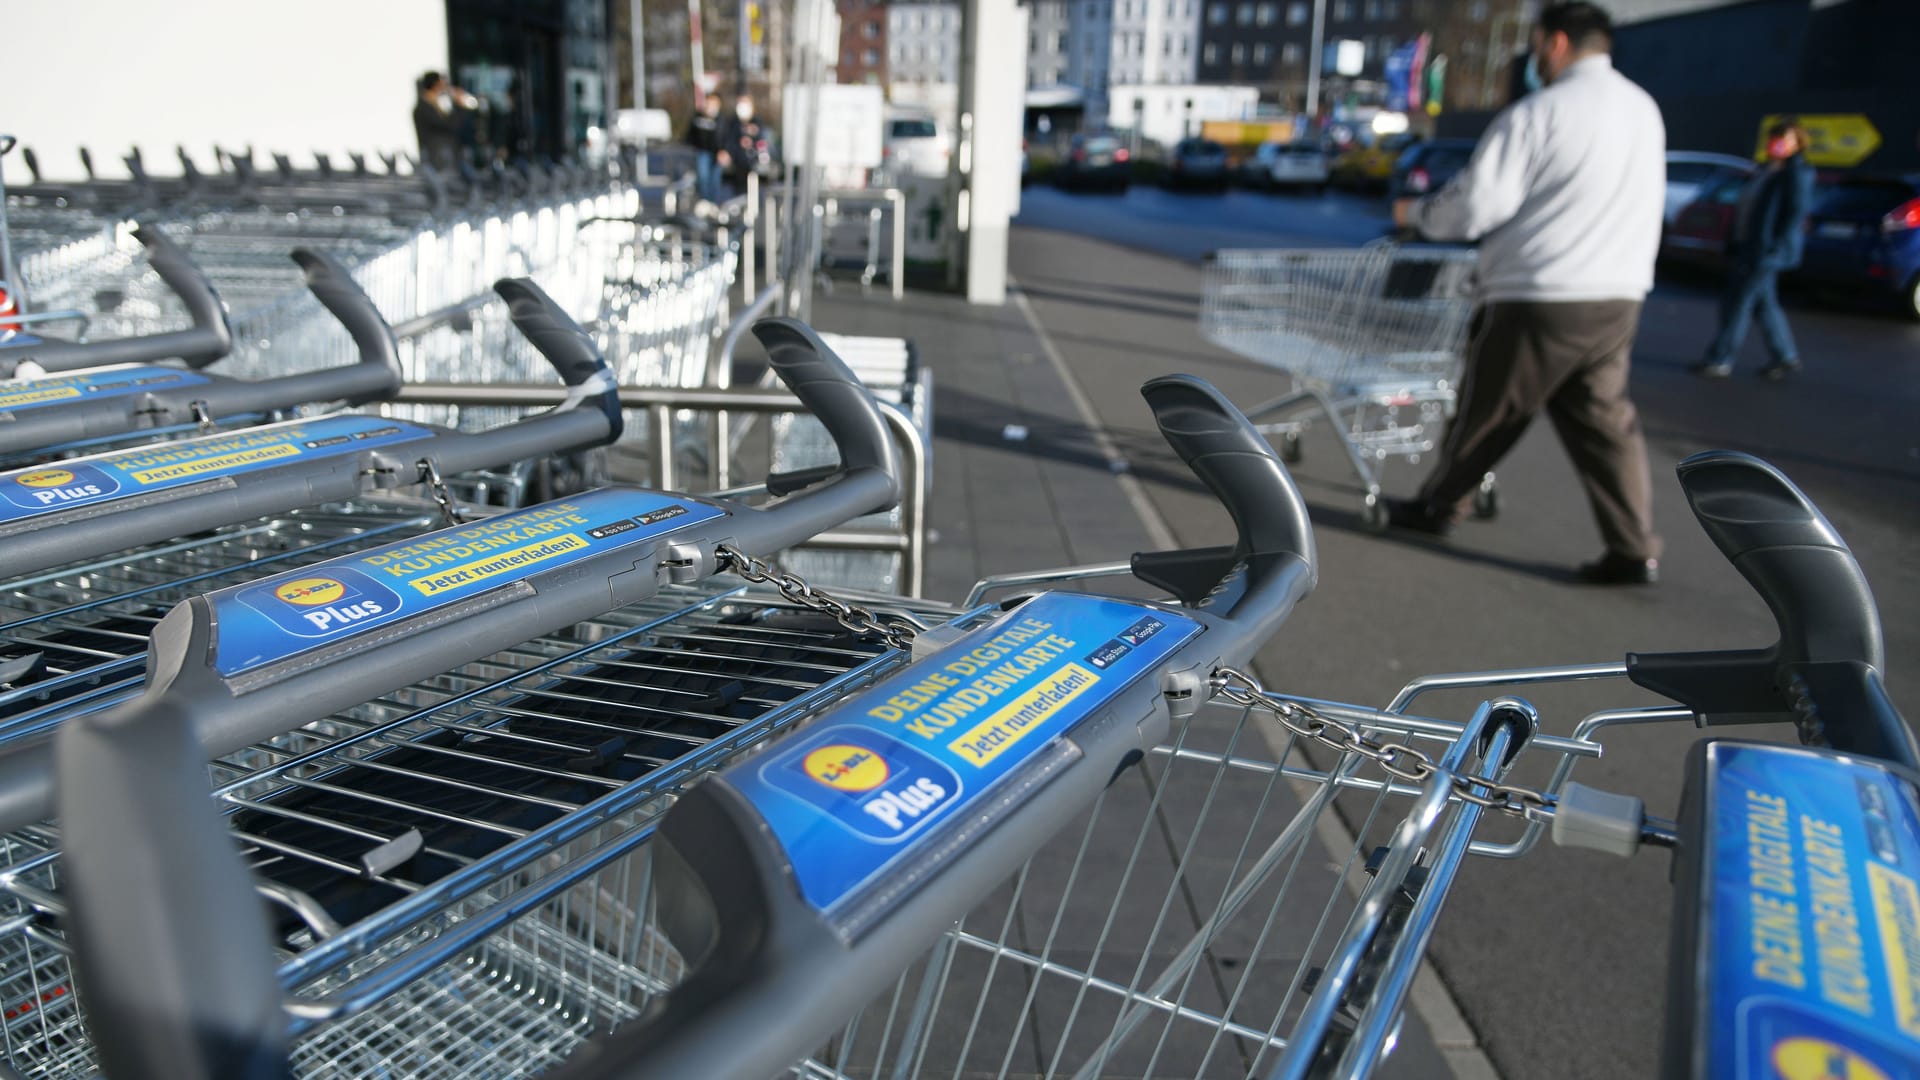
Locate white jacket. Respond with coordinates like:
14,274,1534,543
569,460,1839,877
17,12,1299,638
1411,55,1667,303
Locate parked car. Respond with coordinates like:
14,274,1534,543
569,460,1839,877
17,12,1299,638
1168,138,1229,189
1387,139,1477,199
883,111,951,179
1056,134,1132,191
1797,173,1920,320
1661,171,1746,269
1242,141,1330,192
1664,151,1754,225
1330,134,1417,190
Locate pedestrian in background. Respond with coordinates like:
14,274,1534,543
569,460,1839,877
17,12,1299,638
413,71,479,173
1693,118,1816,380
687,92,724,203
1389,1,1667,585
718,92,767,195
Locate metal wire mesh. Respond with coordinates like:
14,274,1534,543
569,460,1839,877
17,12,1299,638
791,690,1578,1080
1201,246,1478,392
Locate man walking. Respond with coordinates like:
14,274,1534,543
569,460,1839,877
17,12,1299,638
1693,118,1816,380
1389,1,1666,585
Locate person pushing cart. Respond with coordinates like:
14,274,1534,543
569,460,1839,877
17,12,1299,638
1390,1,1666,585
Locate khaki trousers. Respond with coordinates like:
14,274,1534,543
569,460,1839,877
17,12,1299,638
1416,299,1662,562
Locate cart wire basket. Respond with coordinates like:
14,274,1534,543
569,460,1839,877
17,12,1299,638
1201,244,1486,527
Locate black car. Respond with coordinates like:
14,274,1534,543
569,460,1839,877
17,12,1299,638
1388,139,1477,200
1056,134,1132,192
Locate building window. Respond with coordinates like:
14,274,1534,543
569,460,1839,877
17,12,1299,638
1380,0,1398,16
1180,35,1189,55
1287,0,1307,23
863,20,879,38
1230,41,1244,63
1163,35,1172,56
1282,41,1301,63
1468,0,1488,18
1254,2,1274,24
1236,1,1253,23
862,48,878,65
1055,31,1068,51
1332,0,1354,18
1253,42,1270,63
1203,41,1218,63
1207,1,1227,23
1363,0,1380,18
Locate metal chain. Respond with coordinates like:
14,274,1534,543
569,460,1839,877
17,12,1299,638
416,458,465,526
190,400,216,434
1211,666,1555,820
716,543,920,651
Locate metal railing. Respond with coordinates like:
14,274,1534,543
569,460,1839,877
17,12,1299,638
388,381,928,597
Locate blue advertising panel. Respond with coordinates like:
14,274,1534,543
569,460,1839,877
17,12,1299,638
0,365,212,413
1705,743,1920,1078
0,414,432,525
209,487,728,677
729,592,1204,915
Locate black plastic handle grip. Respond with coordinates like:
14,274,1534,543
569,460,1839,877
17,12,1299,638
0,226,233,374
286,248,404,405
1628,451,1912,765
1131,375,1317,645
58,696,288,1080
729,317,901,555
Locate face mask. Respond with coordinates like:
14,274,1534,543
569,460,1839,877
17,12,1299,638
437,92,454,112
736,104,753,120
1766,136,1795,160
1523,54,1544,93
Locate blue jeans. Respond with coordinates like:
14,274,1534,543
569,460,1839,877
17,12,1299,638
693,152,721,203
1703,262,1798,367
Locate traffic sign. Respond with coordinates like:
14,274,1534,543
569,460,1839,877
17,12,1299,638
1757,114,1882,168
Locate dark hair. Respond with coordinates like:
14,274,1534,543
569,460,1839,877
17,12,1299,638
418,71,446,93
1538,2,1613,52
1768,116,1809,144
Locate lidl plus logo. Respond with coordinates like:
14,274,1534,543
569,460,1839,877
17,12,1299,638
769,727,960,841
235,567,403,639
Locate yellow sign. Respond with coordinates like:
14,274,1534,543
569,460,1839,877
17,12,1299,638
948,663,1099,767
1758,114,1882,168
1201,119,1295,147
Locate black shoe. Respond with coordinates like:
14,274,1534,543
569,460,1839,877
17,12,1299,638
1691,360,1733,378
1383,497,1455,537
1759,359,1802,381
1577,552,1659,586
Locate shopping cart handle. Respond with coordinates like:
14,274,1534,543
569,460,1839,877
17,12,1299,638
537,376,1313,1080
1627,451,1914,765
411,277,625,475
0,226,233,377
1131,375,1317,646
58,694,289,1080
0,248,401,462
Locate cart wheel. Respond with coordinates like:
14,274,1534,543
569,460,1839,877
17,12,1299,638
1280,431,1304,464
1473,480,1500,520
1363,494,1389,531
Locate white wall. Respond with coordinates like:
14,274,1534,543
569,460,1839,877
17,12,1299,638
7,0,449,181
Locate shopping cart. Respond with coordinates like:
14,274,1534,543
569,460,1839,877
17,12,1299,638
9,318,900,1079
1201,243,1489,527
0,242,403,464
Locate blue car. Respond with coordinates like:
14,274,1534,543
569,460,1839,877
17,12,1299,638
1796,173,1920,320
